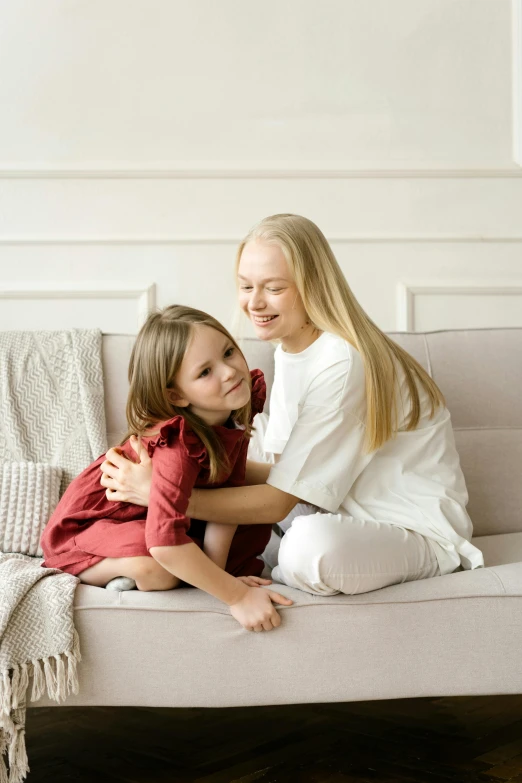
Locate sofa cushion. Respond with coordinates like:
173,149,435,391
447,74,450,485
30,555,522,709
389,329,522,537
102,329,522,536
455,430,522,536
101,334,136,446
413,328,522,429
472,531,522,567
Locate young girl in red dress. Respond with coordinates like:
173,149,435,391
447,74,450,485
40,304,292,632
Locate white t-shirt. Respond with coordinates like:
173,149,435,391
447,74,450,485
264,331,484,576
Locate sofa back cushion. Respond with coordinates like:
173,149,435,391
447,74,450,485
102,329,522,538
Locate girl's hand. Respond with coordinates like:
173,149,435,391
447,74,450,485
236,575,272,588
229,585,293,632
100,436,153,506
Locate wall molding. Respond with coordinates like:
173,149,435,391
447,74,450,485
0,168,521,180
0,284,156,327
0,1,519,179
514,0,522,165
396,281,522,330
1,236,522,246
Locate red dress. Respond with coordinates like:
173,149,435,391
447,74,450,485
40,369,272,578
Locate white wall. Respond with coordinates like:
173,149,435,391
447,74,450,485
0,0,521,334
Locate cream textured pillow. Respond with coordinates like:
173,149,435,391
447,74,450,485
0,462,62,556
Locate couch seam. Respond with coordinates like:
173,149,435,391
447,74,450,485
73,593,514,612
487,568,507,594
388,326,522,336
453,426,522,431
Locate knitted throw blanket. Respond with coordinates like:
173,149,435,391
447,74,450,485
0,554,81,783
0,329,108,495
0,329,107,780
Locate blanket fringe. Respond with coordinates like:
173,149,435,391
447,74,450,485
0,627,82,782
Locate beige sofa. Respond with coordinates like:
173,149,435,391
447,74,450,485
31,327,522,709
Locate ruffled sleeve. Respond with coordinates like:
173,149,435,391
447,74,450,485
249,368,266,419
144,415,208,467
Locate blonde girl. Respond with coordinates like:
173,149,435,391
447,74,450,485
40,305,292,631
100,215,484,597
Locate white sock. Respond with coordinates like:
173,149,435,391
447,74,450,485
105,576,137,591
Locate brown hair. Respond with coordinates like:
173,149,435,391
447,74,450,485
121,304,253,482
236,213,445,453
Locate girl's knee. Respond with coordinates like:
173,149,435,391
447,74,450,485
137,577,179,592
133,558,180,591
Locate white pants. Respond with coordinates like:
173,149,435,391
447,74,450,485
250,414,441,597
264,503,441,596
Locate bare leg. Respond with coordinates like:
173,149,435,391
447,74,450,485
78,556,180,592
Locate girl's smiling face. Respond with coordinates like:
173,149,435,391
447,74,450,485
170,325,250,426
237,239,316,353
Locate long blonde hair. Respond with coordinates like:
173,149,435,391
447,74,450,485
235,213,445,453
122,305,253,482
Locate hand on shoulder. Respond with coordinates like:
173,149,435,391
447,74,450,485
100,436,153,506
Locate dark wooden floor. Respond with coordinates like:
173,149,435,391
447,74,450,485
24,695,522,782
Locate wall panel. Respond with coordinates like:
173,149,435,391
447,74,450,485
0,0,520,333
